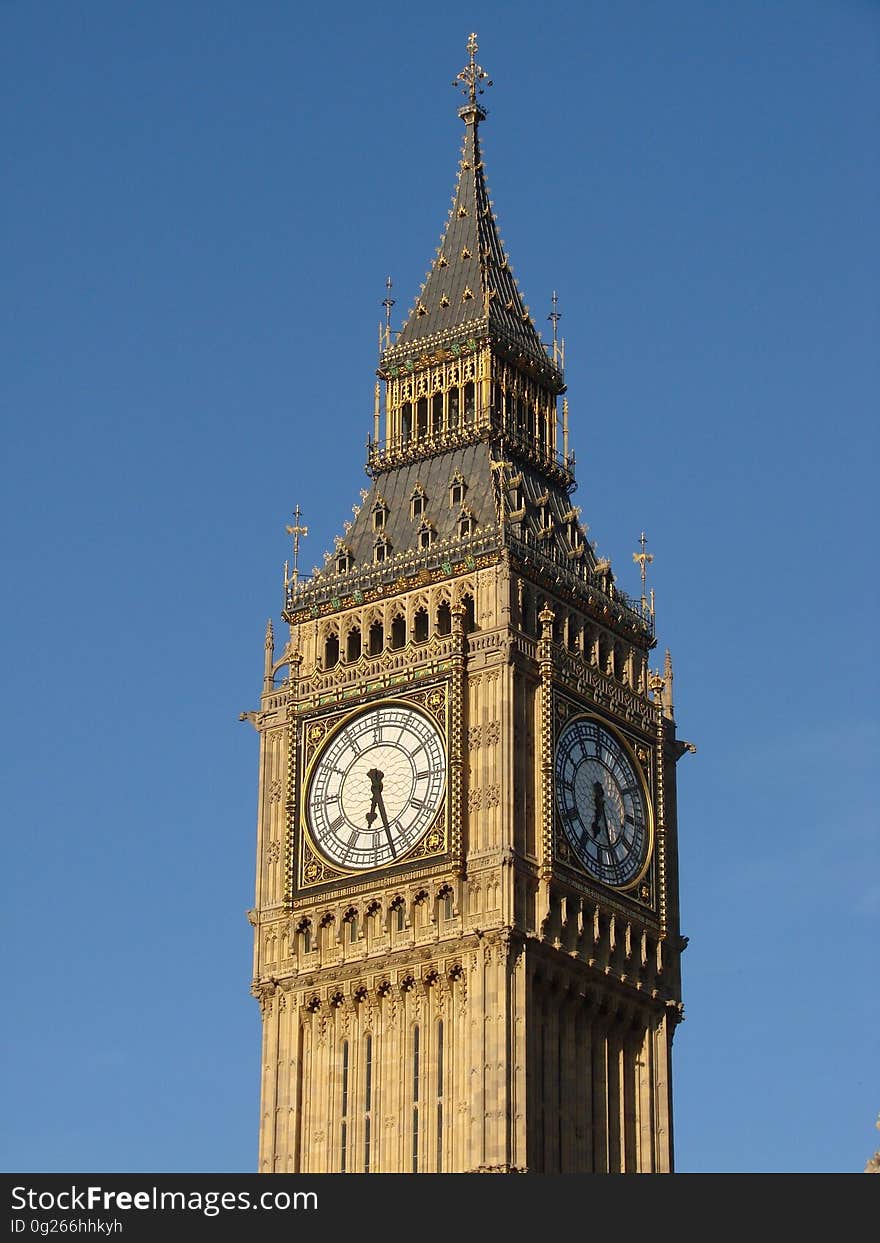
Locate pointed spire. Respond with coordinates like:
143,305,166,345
263,619,275,691
663,649,675,721
383,35,560,382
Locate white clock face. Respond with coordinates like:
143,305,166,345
554,717,651,889
306,703,446,872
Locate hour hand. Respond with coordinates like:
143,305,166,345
366,768,384,828
366,767,396,857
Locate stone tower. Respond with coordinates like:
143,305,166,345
244,35,688,1174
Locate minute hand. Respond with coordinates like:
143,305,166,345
367,768,397,859
374,790,397,858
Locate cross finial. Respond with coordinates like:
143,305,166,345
285,505,309,595
454,32,492,112
548,290,562,367
382,276,395,349
633,531,654,616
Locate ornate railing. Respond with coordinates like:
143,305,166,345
508,532,654,638
286,526,503,617
366,408,574,490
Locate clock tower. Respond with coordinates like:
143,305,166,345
244,36,688,1174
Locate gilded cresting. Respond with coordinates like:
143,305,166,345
243,34,690,1174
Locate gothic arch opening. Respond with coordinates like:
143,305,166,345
345,627,362,663
390,614,406,649
436,600,452,635
461,592,476,634
368,619,384,656
324,633,339,669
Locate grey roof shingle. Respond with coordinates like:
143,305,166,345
383,113,549,369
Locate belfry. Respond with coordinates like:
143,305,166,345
244,35,688,1173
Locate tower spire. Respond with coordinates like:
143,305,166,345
386,35,555,377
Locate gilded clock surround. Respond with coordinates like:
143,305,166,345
296,686,452,893
243,36,689,1175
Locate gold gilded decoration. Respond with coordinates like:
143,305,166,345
453,32,492,108
251,35,683,1175
294,684,451,892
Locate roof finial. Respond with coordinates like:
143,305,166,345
633,531,654,618
454,33,492,121
284,504,309,598
549,290,562,366
382,276,395,349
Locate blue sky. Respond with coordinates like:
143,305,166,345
1,1,877,1174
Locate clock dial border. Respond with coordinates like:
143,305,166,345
553,710,655,894
294,686,451,892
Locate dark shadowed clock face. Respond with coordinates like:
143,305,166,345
554,717,651,888
306,703,446,871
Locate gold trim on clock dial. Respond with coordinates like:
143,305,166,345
305,702,446,872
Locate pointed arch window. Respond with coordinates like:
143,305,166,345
296,918,312,955
413,607,429,643
390,614,406,650
368,618,384,656
340,1039,350,1172
372,499,388,531
411,1024,421,1173
345,626,362,663
436,1019,445,1172
463,380,475,422
436,600,452,636
323,633,339,669
410,486,427,521
363,1033,373,1173
449,473,466,507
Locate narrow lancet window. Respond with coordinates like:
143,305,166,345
436,1019,444,1173
412,1024,421,1173
340,1040,349,1172
363,1034,373,1173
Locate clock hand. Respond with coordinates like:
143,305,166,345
366,769,397,857
590,780,606,839
365,767,383,827
375,790,397,858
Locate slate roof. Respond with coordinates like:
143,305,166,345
382,108,553,374
313,441,594,583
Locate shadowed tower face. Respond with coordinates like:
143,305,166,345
245,34,687,1174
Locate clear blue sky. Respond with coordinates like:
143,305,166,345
2,1,877,1174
